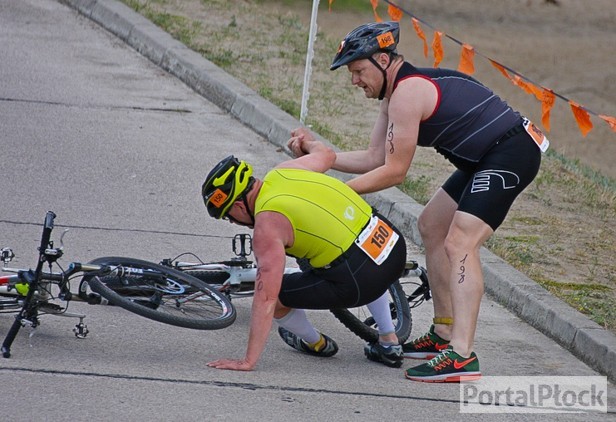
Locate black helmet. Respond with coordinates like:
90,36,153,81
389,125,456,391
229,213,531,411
330,21,400,71
201,155,255,219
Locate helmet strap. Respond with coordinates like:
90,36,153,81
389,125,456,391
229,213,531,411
242,195,255,226
368,55,390,100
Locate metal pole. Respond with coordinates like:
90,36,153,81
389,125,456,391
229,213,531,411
300,0,320,125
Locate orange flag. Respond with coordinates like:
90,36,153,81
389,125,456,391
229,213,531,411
328,0,335,11
457,44,475,75
541,89,556,132
387,4,403,21
512,75,543,101
432,31,444,68
412,18,428,58
569,101,593,137
490,60,512,81
529,84,544,101
599,115,616,132
370,0,382,22
512,75,532,95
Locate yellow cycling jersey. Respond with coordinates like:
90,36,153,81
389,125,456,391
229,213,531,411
254,168,372,268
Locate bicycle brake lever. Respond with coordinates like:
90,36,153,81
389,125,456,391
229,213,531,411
59,229,69,251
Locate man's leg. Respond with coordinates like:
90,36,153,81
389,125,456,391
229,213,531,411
443,211,493,357
366,291,397,344
364,291,405,367
274,301,339,357
274,305,320,343
417,188,459,339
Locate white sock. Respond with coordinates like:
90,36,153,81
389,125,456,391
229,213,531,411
366,292,396,341
274,308,320,344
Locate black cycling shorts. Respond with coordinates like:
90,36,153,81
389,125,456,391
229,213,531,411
278,215,407,310
441,127,542,231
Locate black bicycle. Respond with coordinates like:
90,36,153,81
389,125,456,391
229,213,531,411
1,211,235,358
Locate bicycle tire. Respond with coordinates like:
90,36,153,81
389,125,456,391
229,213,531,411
330,280,412,344
83,257,236,330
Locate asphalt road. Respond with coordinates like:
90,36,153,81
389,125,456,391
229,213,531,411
0,1,613,420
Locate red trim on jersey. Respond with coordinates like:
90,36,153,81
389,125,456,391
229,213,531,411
393,74,441,122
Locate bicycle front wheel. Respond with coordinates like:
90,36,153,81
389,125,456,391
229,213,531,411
83,257,236,330
330,280,411,344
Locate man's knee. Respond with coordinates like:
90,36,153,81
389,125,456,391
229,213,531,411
443,220,491,260
418,209,444,241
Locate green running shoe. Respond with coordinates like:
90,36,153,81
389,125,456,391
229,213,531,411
402,325,450,359
405,346,481,383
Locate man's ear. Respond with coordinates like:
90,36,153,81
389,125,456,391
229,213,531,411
234,200,246,213
378,52,390,69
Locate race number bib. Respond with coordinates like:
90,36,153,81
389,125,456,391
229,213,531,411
523,118,550,153
355,216,399,265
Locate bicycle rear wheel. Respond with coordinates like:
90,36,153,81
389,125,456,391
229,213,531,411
330,280,411,344
83,257,236,330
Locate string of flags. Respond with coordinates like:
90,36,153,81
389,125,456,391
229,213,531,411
328,0,616,137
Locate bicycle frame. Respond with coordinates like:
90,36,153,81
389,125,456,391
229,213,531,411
161,234,300,297
168,261,301,295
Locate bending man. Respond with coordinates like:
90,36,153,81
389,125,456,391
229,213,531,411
288,21,546,382
202,140,407,371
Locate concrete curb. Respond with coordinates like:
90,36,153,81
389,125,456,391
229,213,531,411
59,0,616,383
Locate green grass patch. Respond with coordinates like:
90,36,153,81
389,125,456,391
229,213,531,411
536,276,615,330
398,175,433,205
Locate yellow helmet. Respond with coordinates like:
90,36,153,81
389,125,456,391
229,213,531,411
201,155,254,219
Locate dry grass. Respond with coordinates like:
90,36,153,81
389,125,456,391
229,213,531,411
121,0,615,332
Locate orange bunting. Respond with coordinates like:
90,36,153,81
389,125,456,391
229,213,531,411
411,18,428,58
457,44,475,75
599,115,616,132
490,60,512,81
370,0,382,22
387,4,403,21
512,75,543,101
512,75,533,95
432,31,444,68
323,0,615,138
529,84,544,102
569,101,593,137
541,89,556,132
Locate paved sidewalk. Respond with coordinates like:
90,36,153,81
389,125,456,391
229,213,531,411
2,1,615,419
58,0,616,383
61,0,616,382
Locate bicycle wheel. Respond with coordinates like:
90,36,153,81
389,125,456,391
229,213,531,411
83,257,236,330
330,280,411,344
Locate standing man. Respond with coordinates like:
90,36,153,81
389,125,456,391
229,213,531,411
288,21,547,382
202,139,407,371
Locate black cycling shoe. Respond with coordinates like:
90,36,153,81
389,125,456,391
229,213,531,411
364,342,404,368
278,327,339,357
